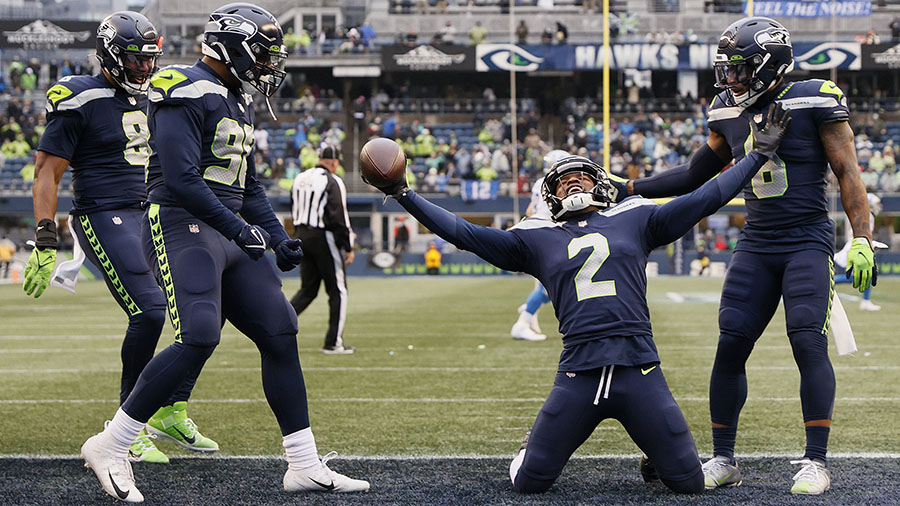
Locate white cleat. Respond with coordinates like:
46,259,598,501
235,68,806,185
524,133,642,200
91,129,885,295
511,321,546,341
517,304,543,334
702,455,742,489
791,458,830,495
284,452,370,493
859,300,881,311
81,433,144,503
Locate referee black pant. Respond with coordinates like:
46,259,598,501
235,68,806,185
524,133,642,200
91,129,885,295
290,226,348,348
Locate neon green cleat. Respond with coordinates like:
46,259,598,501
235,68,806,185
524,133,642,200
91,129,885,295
790,458,830,495
147,401,219,453
129,431,169,464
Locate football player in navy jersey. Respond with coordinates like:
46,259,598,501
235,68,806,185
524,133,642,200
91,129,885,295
613,17,872,495
28,12,216,464
366,104,791,495
80,4,368,502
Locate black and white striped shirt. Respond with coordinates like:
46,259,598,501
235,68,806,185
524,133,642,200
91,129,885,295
291,166,354,251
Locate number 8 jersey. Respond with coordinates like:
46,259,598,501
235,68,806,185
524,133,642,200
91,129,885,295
707,79,850,255
145,62,255,216
38,74,150,215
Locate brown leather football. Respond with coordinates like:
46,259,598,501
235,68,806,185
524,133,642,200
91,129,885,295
360,138,407,188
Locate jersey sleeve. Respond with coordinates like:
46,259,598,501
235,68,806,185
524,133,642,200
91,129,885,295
706,93,737,137
37,81,88,160
803,80,850,125
399,190,532,273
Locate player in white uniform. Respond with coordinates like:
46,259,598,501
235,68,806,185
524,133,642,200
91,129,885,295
834,194,886,311
510,150,570,341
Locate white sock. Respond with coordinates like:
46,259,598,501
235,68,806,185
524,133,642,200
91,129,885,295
515,312,532,326
104,408,145,457
283,427,320,470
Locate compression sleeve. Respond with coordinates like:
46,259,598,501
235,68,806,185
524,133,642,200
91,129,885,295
240,173,290,245
153,104,245,239
632,143,728,198
398,190,530,273
646,151,767,248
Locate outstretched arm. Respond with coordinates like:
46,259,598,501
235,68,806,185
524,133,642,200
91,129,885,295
398,191,530,273
627,133,732,198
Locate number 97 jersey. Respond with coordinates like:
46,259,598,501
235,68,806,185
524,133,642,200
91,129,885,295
145,62,255,213
38,74,150,215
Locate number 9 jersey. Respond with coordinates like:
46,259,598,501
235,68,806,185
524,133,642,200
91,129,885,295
38,74,150,215
145,61,256,227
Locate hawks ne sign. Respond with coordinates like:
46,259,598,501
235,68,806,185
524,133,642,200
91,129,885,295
0,20,96,49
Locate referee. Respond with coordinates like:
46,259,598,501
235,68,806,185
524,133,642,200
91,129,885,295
290,145,356,354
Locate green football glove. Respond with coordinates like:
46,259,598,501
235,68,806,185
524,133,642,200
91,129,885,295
846,237,876,292
23,219,59,298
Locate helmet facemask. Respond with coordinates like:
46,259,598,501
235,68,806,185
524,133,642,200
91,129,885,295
714,21,794,108
541,156,617,221
96,13,162,96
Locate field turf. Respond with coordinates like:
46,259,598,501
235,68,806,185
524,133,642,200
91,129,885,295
1,276,898,504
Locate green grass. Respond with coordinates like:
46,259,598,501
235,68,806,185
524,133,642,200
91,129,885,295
1,277,898,458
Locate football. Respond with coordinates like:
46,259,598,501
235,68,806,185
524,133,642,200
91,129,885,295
360,137,407,188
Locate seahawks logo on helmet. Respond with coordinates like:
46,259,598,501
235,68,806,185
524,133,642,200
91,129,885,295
754,27,790,49
210,14,258,37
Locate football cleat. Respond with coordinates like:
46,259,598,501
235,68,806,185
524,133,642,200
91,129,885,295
702,455,743,489
284,452,370,493
859,300,881,311
322,345,355,355
517,304,543,335
81,433,144,503
129,431,168,464
147,402,219,452
790,458,830,495
639,454,659,482
511,321,546,341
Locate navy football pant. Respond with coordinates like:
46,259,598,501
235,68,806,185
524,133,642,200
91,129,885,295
711,250,835,451
513,365,703,494
122,205,309,436
72,208,197,406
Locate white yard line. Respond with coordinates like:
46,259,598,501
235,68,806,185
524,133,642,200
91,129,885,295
1,452,897,460
1,396,898,404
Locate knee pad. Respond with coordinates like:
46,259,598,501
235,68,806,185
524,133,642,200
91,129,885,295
130,307,166,333
661,469,705,494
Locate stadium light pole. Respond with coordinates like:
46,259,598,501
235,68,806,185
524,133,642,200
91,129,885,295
602,0,610,171
510,0,520,221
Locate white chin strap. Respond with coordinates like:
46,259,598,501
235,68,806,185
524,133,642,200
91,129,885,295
556,192,594,218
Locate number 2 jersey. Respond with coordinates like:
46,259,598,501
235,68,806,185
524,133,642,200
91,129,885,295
145,61,263,240
707,79,850,255
38,74,149,215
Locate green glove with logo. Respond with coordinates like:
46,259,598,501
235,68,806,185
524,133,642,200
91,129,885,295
846,237,877,292
23,219,58,298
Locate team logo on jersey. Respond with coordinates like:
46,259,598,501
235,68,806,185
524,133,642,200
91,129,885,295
128,96,136,105
112,216,122,225
578,220,587,227
566,372,576,378
188,224,200,234
753,113,763,123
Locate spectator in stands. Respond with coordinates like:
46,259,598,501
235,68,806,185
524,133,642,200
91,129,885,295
869,150,885,176
469,22,487,45
435,0,448,14
416,128,436,157
439,22,456,45
405,29,418,47
541,26,554,45
416,0,429,15
517,21,529,44
491,145,511,175
284,28,301,54
883,146,896,174
476,162,498,182
583,0,597,13
864,29,881,44
359,20,376,52
891,17,900,43
555,22,568,44
383,114,398,139
394,217,410,253
455,147,473,179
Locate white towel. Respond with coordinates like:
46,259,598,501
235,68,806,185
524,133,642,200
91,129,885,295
50,218,86,293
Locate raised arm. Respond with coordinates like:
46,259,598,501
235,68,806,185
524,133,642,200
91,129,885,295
647,104,791,248
625,133,732,198
397,190,530,273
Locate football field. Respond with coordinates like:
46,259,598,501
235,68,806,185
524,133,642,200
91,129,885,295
1,276,898,504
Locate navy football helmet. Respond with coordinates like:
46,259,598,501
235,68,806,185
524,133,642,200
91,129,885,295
714,17,794,108
202,3,287,97
96,12,162,95
541,156,617,221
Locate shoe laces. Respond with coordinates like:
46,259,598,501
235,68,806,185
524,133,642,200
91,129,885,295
791,459,824,483
181,417,200,437
321,450,339,467
703,455,735,472
132,434,159,453
109,453,136,483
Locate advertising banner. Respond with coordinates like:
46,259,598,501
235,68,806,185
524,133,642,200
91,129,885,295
0,19,96,49
382,44,475,72
862,43,900,70
751,0,871,17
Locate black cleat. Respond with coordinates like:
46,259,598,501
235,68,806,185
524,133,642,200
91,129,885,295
640,454,659,483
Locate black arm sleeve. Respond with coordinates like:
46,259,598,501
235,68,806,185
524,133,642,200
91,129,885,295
321,174,353,251
398,190,530,273
647,151,766,248
632,143,729,198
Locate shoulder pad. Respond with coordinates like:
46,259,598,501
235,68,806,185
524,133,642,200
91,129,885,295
776,79,847,110
707,92,742,123
45,75,114,114
510,217,562,231
603,196,658,217
148,66,227,104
